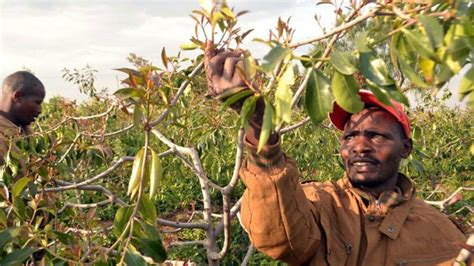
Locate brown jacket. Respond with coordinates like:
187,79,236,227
240,139,468,265
0,115,28,176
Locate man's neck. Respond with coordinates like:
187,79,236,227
359,176,399,198
0,110,26,133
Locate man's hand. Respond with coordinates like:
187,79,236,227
204,41,248,102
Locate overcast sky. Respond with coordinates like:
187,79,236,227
0,0,465,106
0,0,336,101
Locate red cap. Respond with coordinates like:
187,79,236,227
328,90,411,138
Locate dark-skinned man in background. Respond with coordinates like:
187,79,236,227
0,71,46,263
204,44,469,265
0,71,45,166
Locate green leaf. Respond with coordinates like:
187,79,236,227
261,46,291,74
304,69,333,125
439,38,471,73
113,206,134,238
419,58,435,84
12,177,30,199
360,52,395,86
402,28,436,60
132,237,167,263
139,196,157,225
149,149,162,200
221,6,235,19
179,43,199,50
0,227,19,250
133,104,142,129
124,250,147,266
332,72,363,113
161,47,168,69
0,209,7,228
221,89,254,110
418,15,443,48
397,54,430,88
365,83,392,107
243,50,257,80
239,95,258,129
257,97,274,153
0,247,35,265
330,51,357,75
459,67,474,100
52,230,75,245
128,148,145,196
274,64,295,125
355,31,372,53
114,68,141,77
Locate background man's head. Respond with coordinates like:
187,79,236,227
1,71,45,128
329,90,412,189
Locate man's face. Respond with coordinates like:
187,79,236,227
14,87,45,127
340,108,412,188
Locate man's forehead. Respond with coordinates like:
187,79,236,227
346,107,399,129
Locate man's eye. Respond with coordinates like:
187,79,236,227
344,135,354,140
371,134,384,139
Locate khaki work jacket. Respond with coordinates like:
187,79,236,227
239,139,468,265
0,115,28,176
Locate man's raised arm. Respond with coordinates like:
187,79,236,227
204,43,321,264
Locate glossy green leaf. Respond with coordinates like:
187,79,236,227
243,50,257,80
0,209,6,228
274,64,295,125
360,52,395,86
402,28,436,60
128,148,145,196
261,46,291,74
221,89,254,110
179,43,199,50
332,72,363,113
0,247,35,265
161,47,168,69
139,196,157,225
439,38,471,73
419,58,435,83
397,54,430,88
330,51,357,75
113,206,134,238
304,69,333,125
133,104,142,129
221,6,235,19
124,250,147,266
418,15,443,48
12,177,30,199
365,83,392,107
132,237,167,263
459,67,474,100
239,95,258,129
149,149,162,200
257,98,274,153
52,230,75,245
355,31,372,53
0,227,19,250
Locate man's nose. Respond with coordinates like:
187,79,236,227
351,136,373,155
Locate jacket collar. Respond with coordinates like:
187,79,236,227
337,173,415,240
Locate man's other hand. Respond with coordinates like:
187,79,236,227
204,41,250,108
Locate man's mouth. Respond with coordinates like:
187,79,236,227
349,158,379,170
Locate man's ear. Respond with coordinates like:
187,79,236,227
401,138,413,158
11,91,24,103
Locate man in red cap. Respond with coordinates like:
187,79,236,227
204,48,468,265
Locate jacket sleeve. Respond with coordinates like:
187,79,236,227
239,136,321,265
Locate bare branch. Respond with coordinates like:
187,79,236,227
158,216,208,230
241,244,255,266
45,156,134,192
424,187,474,211
289,6,379,48
149,61,204,128
66,104,116,120
453,234,474,266
169,240,206,247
